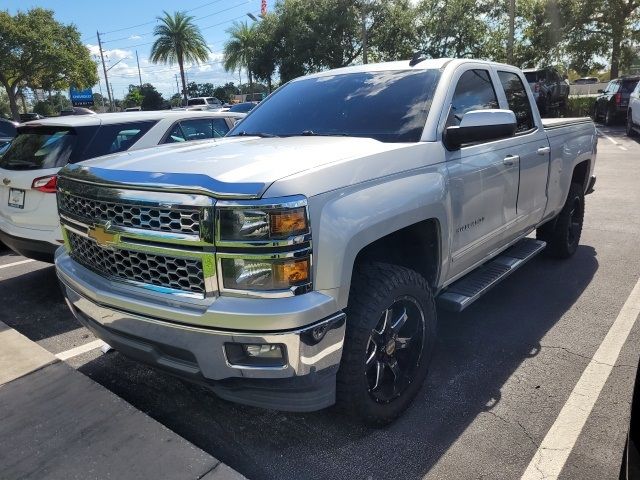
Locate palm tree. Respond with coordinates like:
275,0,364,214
150,11,210,106
223,21,257,94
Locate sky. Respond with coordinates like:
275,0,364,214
4,0,268,99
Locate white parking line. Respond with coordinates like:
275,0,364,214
0,259,35,270
521,277,640,479
597,128,628,151
55,340,106,361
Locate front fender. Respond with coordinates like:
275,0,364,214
310,167,450,310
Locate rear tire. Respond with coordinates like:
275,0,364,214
605,106,615,126
336,262,437,426
536,182,585,259
627,112,636,137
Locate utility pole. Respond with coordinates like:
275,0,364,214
136,50,143,88
97,31,113,112
506,0,515,65
110,84,116,111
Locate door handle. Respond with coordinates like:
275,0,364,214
503,155,519,166
537,146,551,155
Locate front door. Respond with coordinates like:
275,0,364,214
444,68,521,280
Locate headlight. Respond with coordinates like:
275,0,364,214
216,198,309,243
216,196,312,295
220,256,310,292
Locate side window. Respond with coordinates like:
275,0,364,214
81,121,156,159
498,71,535,133
164,124,186,143
179,119,214,141
606,81,617,93
447,69,499,127
211,118,230,138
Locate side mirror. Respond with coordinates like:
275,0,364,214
597,89,604,93
444,109,517,150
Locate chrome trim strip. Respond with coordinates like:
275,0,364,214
59,164,265,199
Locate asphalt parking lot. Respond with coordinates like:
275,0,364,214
1,125,639,480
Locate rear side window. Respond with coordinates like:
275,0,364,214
447,69,499,127
164,118,229,143
524,71,542,83
81,121,156,160
498,71,535,133
187,98,206,106
0,127,77,170
620,80,639,94
605,81,619,93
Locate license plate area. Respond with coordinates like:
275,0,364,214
8,188,25,209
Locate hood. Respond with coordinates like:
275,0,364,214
62,136,408,199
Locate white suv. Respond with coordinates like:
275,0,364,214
627,81,640,137
0,110,243,261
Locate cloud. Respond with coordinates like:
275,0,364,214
129,35,142,40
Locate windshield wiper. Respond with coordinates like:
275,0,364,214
235,131,278,138
297,130,350,137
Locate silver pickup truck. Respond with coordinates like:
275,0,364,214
55,58,597,424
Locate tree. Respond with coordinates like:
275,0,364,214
223,21,257,92
213,82,239,103
251,15,278,91
150,11,210,105
140,83,164,110
33,92,71,116
0,8,97,121
367,0,418,62
124,85,144,108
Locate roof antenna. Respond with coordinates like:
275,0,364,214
409,51,427,67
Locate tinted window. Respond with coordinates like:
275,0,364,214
164,118,230,144
187,98,206,106
447,69,499,127
81,121,156,159
498,71,535,133
0,120,16,137
229,103,256,113
0,127,77,170
227,69,442,143
620,80,639,94
524,71,543,83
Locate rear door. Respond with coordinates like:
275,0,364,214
496,69,550,240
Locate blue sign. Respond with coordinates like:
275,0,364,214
70,87,94,106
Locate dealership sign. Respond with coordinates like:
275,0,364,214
70,87,94,106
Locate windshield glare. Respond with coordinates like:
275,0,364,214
228,69,441,143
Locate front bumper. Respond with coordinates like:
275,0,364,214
57,252,346,412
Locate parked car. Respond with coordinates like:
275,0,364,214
0,110,244,262
19,112,44,122
594,76,640,125
523,66,570,115
186,97,224,111
55,58,596,425
228,101,259,113
573,77,599,85
626,80,640,137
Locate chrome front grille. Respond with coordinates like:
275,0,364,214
59,191,202,236
68,232,206,295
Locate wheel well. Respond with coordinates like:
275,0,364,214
353,219,440,287
572,160,590,190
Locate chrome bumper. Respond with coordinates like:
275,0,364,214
56,250,346,411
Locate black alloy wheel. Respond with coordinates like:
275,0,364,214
365,296,425,404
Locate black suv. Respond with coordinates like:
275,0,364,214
593,76,640,125
523,67,570,116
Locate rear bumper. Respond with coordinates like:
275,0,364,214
56,254,347,412
0,228,58,262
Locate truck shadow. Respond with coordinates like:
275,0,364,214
77,244,599,480
0,264,80,340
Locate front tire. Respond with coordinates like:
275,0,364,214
536,182,585,258
336,262,437,426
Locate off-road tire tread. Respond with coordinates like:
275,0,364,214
336,262,436,426
536,182,584,258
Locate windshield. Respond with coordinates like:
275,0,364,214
227,69,441,143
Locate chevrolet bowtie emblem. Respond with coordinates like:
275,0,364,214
2,178,9,186
88,224,118,247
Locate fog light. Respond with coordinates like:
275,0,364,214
244,344,283,358
224,343,286,367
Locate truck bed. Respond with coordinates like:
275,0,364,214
542,117,593,130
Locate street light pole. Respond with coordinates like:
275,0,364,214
136,50,143,88
97,31,113,112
